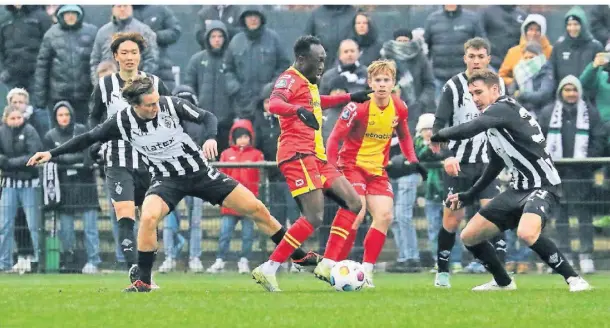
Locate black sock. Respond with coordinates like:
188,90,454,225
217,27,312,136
491,234,507,264
529,236,578,280
271,227,308,260
437,227,456,273
466,242,512,286
137,251,155,285
118,218,136,269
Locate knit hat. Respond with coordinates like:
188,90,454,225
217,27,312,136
524,41,543,55
566,15,581,25
329,75,349,93
232,127,251,142
393,28,412,40
416,113,435,135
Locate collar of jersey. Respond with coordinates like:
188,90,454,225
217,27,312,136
288,66,312,86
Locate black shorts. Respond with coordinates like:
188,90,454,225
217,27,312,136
478,188,559,232
146,166,239,212
443,163,500,200
105,166,151,206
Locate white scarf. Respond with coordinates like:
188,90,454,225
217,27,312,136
545,99,589,159
42,162,61,208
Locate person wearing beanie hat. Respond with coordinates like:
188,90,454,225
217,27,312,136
547,6,604,87
499,13,553,87
208,119,263,274
32,4,97,127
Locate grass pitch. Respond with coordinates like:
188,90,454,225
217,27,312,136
0,272,608,328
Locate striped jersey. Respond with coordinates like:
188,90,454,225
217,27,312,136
88,71,169,169
435,72,505,164
327,95,418,176
436,96,561,194
73,96,218,178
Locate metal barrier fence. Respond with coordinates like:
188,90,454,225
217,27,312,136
2,158,610,274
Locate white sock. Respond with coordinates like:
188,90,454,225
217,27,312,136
320,258,336,269
261,260,280,275
362,262,374,273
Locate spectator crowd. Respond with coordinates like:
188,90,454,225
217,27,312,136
0,4,609,275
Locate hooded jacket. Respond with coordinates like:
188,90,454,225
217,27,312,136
32,5,97,108
304,5,358,68
549,6,604,86
133,5,181,89
224,6,291,120
579,59,610,122
0,5,53,88
481,5,528,69
424,6,486,81
0,117,42,183
43,101,98,209
349,13,382,66
539,75,604,164
89,14,159,84
499,14,553,86
589,5,610,45
253,82,283,182
219,119,264,215
196,5,242,49
185,20,233,124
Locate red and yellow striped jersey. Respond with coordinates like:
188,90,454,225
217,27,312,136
327,94,418,176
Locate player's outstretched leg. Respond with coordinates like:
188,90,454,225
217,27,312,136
316,177,363,283
253,189,325,291
435,206,464,288
461,214,516,291
359,195,394,288
517,213,591,292
222,184,320,266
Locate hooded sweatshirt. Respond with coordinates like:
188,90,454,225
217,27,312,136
219,119,264,216
549,6,604,86
184,20,233,124
579,53,610,122
43,101,98,209
499,14,553,86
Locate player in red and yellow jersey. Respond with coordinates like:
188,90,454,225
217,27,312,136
252,35,372,292
326,60,419,287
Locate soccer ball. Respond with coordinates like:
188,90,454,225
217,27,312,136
329,260,366,291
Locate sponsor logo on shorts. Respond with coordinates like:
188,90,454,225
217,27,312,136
295,179,304,187
115,182,123,195
352,182,366,190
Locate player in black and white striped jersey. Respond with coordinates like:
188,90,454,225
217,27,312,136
28,76,320,292
88,32,171,279
432,70,591,292
430,38,507,287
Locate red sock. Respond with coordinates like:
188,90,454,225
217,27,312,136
362,227,386,264
270,217,314,263
337,228,357,261
324,208,357,261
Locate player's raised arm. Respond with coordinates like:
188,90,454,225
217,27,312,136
326,103,357,165
27,114,121,166
431,105,505,143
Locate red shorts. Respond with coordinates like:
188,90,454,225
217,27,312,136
340,165,394,197
279,155,342,197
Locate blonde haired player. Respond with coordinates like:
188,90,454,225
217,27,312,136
326,60,421,287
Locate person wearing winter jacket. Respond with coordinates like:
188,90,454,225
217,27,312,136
43,101,101,274
319,39,368,95
224,6,291,121
508,41,554,117
207,120,263,274
89,5,158,84
349,12,382,67
0,106,43,273
499,14,553,87
538,75,605,275
133,5,181,90
548,6,604,88
196,5,242,48
480,5,527,70
579,45,610,122
185,20,233,154
32,5,97,125
304,5,358,68
424,5,486,86
589,5,610,46
0,5,53,90
380,28,435,134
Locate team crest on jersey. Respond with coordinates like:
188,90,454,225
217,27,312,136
340,108,352,120
274,75,293,89
391,116,399,127
163,116,175,129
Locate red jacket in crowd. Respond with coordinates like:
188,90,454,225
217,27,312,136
219,119,264,216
